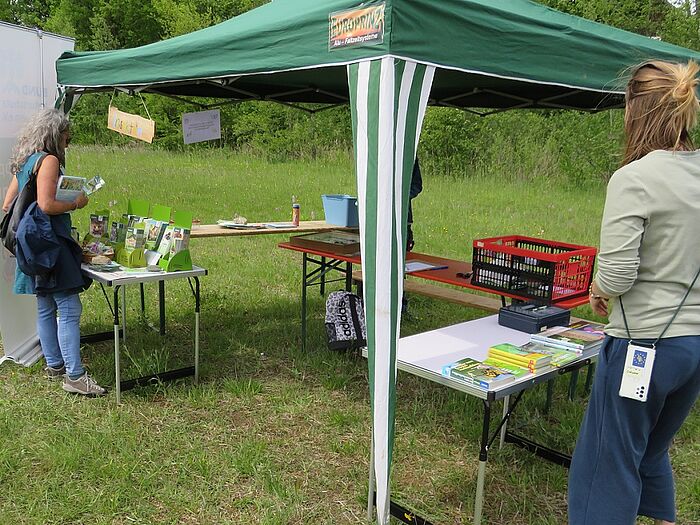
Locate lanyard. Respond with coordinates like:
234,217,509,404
620,265,700,348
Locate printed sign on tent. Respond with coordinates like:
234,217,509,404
107,106,155,143
182,109,221,144
329,2,385,50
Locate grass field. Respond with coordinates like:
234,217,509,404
0,146,698,525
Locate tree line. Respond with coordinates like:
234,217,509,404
2,0,699,184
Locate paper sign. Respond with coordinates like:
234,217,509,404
182,109,221,144
108,106,155,143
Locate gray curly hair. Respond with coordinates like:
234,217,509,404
10,108,70,175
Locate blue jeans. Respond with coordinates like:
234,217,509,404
568,335,700,524
36,292,84,380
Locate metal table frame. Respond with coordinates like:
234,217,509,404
81,265,207,403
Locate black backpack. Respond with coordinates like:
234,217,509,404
325,291,367,350
1,153,47,256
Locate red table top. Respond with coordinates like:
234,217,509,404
277,241,588,309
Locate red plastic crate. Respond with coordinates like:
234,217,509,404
470,235,597,305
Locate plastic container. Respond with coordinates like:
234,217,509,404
321,194,359,227
470,235,597,305
498,303,571,333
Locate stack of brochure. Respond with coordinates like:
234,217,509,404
487,343,552,373
530,321,605,354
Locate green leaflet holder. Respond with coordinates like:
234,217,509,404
128,198,150,218
116,246,147,268
158,210,193,272
116,219,147,268
159,249,192,272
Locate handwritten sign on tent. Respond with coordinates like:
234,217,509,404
107,106,155,143
182,109,221,144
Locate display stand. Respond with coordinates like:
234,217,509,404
115,246,146,267
159,249,193,272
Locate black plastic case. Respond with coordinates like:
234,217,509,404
498,303,571,333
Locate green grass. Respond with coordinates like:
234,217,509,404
0,146,697,524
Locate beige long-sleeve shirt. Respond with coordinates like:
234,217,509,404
595,149,700,339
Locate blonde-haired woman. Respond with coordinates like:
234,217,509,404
2,108,106,396
568,61,700,525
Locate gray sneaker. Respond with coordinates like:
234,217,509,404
45,365,66,380
62,373,107,397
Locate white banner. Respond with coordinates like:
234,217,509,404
0,22,74,366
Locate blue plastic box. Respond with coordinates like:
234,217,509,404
322,194,359,227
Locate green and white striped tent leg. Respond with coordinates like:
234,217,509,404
348,56,434,525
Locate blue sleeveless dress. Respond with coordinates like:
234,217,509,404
13,152,71,295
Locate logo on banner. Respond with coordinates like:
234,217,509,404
329,3,385,50
107,106,155,143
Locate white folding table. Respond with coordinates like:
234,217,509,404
82,265,207,403
366,315,600,525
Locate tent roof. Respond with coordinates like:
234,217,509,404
56,0,700,111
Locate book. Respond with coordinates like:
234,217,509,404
567,320,606,336
441,357,516,390
89,213,109,238
55,174,105,202
109,220,127,244
404,260,449,273
482,358,532,379
531,324,605,352
518,341,579,368
169,227,190,256
289,230,360,255
488,342,551,372
157,225,175,256
144,219,167,250
124,224,145,251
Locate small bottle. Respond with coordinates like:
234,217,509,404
292,202,301,227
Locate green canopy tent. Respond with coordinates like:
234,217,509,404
55,1,700,523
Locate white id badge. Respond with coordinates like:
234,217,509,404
618,343,656,402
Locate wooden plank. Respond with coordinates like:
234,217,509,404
191,221,355,239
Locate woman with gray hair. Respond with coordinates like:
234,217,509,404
2,108,106,396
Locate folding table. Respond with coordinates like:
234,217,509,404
82,265,207,403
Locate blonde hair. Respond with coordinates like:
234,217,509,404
622,60,700,166
10,108,70,175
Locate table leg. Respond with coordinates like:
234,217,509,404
584,363,595,394
545,379,555,414
320,256,326,295
140,283,145,313
474,400,491,525
345,261,352,292
568,369,580,400
499,395,509,450
114,285,121,404
159,280,166,336
120,286,127,345
193,277,200,385
301,252,308,352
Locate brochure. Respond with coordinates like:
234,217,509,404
55,174,105,202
